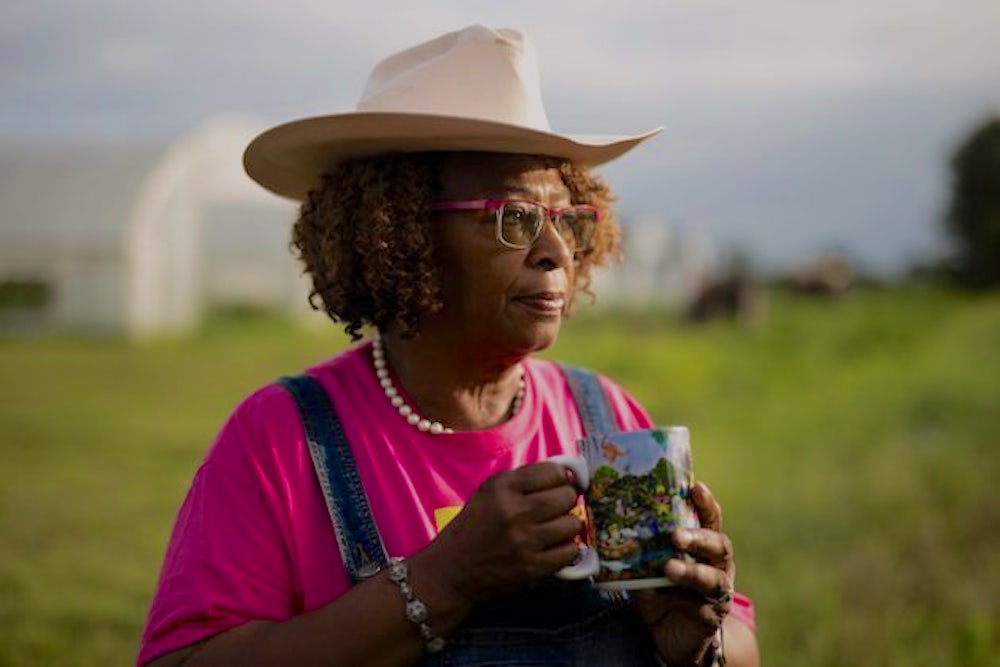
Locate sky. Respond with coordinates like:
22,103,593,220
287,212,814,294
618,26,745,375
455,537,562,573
2,0,998,273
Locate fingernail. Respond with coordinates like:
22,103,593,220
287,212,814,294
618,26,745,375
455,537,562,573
665,559,685,580
674,529,692,548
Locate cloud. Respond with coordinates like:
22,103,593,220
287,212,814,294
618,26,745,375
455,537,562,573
98,36,163,79
1,0,997,270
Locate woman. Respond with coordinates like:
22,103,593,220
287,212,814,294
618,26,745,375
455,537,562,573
140,26,759,666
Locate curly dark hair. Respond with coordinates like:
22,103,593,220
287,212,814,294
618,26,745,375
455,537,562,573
291,151,621,341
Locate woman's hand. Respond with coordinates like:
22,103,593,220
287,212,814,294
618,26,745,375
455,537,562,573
423,462,583,605
632,482,736,665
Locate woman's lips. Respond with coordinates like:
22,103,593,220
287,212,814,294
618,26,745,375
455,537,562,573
513,292,566,314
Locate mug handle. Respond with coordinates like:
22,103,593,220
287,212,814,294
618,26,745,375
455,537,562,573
555,544,599,580
547,453,589,491
546,455,600,580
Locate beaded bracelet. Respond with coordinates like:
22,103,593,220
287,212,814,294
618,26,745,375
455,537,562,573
386,557,446,654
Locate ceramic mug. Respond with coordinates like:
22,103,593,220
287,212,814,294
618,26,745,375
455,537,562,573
551,426,700,590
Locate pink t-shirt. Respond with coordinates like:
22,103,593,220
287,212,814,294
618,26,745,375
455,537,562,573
139,342,755,665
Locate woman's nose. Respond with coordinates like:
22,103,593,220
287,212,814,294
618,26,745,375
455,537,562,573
529,216,574,270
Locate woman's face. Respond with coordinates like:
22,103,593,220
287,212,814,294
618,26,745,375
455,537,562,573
430,153,576,358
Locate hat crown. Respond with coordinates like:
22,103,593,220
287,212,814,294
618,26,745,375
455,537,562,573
357,25,552,131
243,25,661,201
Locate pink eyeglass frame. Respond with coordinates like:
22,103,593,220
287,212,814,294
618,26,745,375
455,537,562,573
431,198,602,250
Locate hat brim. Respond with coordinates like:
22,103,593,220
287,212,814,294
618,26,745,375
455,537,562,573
243,112,662,201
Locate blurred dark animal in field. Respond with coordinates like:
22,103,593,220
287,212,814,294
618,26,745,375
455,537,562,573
786,252,855,296
684,270,762,324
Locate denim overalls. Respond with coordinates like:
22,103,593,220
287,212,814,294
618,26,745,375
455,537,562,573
279,366,658,666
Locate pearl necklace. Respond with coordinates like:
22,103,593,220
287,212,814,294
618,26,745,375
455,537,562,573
372,335,526,435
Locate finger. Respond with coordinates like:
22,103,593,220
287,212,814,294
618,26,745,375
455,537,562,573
632,586,696,624
672,528,734,571
691,481,723,532
534,540,584,573
531,513,585,550
632,587,722,631
664,557,733,612
513,462,578,493
524,484,580,522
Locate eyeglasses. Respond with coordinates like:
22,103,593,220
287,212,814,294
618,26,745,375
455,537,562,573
432,199,602,251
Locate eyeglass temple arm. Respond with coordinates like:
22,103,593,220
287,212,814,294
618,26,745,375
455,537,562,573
431,199,499,211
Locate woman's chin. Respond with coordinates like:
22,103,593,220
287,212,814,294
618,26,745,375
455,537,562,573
504,320,562,357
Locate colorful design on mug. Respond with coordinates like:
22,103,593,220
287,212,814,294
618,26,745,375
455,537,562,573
580,427,699,584
600,440,628,464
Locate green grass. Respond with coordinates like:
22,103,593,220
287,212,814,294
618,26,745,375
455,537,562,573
1,287,998,666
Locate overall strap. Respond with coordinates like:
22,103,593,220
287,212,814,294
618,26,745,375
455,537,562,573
278,375,388,584
559,364,619,436
558,365,634,610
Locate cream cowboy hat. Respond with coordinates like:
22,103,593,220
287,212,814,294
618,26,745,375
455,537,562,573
243,25,661,200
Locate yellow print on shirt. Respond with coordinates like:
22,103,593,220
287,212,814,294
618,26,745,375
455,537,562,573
434,506,463,531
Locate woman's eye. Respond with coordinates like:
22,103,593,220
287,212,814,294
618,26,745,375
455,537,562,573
503,203,532,221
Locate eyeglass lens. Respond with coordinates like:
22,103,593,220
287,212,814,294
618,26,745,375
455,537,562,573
499,201,598,250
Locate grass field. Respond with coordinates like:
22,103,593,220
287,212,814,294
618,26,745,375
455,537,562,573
1,286,997,666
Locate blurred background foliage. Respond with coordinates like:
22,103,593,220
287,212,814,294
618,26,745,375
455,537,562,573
1,285,997,666
944,115,1000,289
